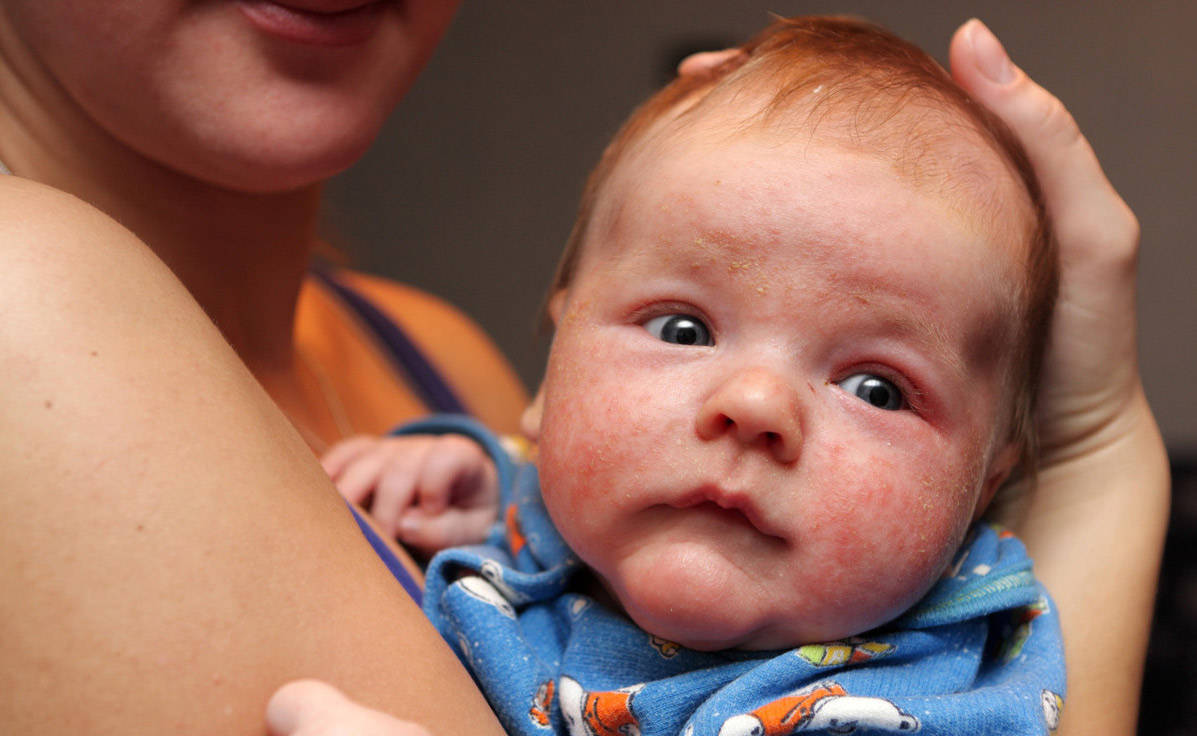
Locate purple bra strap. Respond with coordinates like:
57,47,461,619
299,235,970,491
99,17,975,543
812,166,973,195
312,268,468,415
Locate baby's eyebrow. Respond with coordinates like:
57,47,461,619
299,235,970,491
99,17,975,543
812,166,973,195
839,290,969,380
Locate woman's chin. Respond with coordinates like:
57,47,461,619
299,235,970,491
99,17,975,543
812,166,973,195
167,126,379,194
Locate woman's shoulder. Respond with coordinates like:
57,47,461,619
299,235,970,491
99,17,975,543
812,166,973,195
0,176,139,250
0,184,508,734
0,176,173,325
316,269,530,434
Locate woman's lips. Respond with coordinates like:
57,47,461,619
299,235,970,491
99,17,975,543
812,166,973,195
237,0,389,47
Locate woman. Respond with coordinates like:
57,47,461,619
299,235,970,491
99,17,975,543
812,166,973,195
0,2,517,733
0,3,1166,734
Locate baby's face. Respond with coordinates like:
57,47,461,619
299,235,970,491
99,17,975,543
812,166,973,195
531,127,1026,651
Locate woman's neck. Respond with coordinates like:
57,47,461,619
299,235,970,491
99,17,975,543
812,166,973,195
58,152,320,372
0,29,325,373
0,116,320,374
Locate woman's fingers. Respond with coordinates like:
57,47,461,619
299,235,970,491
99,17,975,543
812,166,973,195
949,19,1138,256
267,679,345,735
949,19,1142,453
676,48,745,77
267,680,433,736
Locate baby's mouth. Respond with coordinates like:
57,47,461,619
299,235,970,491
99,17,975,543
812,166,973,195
669,486,787,542
688,501,757,528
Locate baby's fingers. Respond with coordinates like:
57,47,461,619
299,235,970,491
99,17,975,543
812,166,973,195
370,453,424,538
267,679,432,736
413,435,498,516
398,506,498,555
327,443,393,506
320,435,381,479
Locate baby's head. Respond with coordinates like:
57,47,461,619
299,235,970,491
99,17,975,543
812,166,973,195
523,16,1056,651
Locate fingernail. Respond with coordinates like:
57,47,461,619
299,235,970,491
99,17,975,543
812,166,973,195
968,19,1015,84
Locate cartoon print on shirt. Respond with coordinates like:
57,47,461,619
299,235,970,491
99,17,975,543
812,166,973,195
530,680,555,728
455,575,516,618
998,596,1050,661
480,558,529,605
558,676,643,736
649,635,681,658
507,505,528,557
568,596,591,619
1041,690,1063,733
717,682,920,736
796,638,895,667
942,524,1013,579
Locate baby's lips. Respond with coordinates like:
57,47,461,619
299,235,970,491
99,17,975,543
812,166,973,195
669,483,789,542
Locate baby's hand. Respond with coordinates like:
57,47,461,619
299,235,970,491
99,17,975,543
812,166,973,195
321,433,499,554
267,680,432,736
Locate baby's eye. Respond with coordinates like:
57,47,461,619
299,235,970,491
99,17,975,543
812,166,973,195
837,373,906,411
643,314,712,346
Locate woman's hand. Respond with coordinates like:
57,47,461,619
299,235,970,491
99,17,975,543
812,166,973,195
950,19,1143,460
948,19,1169,736
268,681,433,736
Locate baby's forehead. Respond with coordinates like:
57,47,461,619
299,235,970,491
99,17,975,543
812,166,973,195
674,85,1031,230
581,114,1031,338
604,101,1036,268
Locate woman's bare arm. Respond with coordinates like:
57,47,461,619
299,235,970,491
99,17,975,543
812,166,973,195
0,176,504,736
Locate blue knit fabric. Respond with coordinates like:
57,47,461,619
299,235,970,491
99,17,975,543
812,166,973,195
410,416,1066,736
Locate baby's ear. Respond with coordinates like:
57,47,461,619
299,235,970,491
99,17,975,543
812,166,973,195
546,289,567,324
973,442,1020,522
521,290,567,442
520,385,546,442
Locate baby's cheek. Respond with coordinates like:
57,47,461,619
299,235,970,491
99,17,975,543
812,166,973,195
536,362,677,547
801,448,979,625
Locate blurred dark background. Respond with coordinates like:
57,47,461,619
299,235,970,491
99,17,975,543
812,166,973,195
322,2,1196,732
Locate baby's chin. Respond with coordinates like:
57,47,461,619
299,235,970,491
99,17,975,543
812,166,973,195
603,574,871,652
631,611,870,652
592,539,944,651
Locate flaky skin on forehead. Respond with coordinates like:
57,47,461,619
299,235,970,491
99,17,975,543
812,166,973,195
549,15,1058,479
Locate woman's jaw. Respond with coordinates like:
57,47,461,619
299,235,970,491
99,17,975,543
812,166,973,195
0,0,460,193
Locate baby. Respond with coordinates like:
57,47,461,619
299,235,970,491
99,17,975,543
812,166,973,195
328,16,1064,736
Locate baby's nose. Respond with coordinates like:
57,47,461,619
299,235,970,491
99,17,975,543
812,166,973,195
695,367,802,463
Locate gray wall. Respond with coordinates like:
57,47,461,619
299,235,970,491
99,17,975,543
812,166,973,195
325,0,1197,455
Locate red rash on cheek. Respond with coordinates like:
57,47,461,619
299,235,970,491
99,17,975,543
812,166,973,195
790,437,978,623
539,360,651,506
